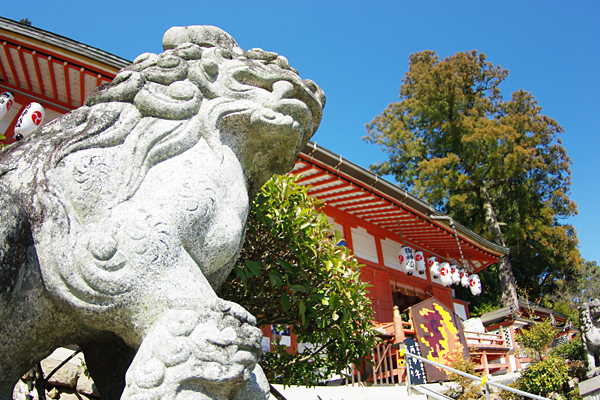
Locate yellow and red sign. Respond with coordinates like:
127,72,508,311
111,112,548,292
410,297,469,382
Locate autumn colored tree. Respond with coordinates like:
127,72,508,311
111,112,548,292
364,50,580,310
218,174,377,386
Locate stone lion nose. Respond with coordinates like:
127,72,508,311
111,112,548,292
272,80,295,99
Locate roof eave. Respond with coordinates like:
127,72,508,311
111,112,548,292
301,141,510,257
0,16,130,71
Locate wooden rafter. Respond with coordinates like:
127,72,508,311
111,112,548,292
63,62,71,105
292,164,315,176
317,188,363,201
339,199,388,211
1,80,74,112
48,56,57,100
326,192,373,205
16,46,32,91
0,34,117,79
296,170,328,184
366,215,413,223
79,67,85,105
3,42,19,87
307,180,345,195
0,49,8,82
32,51,45,96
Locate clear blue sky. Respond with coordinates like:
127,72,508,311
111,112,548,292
4,1,599,263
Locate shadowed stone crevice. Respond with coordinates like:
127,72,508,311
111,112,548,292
79,334,137,400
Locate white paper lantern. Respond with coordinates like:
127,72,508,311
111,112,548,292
450,265,461,284
459,269,470,287
398,246,416,275
14,102,45,140
0,92,14,122
414,251,426,275
439,262,453,286
468,274,482,296
428,256,440,279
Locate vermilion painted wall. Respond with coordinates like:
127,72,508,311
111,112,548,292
322,203,459,323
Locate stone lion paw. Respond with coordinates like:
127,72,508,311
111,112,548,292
122,305,262,400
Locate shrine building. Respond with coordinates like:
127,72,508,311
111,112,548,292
0,16,508,326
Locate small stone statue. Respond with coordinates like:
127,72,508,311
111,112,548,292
580,299,600,378
0,25,324,400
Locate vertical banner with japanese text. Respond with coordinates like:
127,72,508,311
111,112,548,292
403,337,427,384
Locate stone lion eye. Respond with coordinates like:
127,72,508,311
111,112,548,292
220,49,233,60
175,43,203,60
303,79,318,94
202,60,219,78
158,55,181,69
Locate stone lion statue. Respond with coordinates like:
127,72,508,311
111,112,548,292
0,25,324,400
580,299,600,378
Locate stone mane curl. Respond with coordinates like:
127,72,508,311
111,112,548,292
43,25,324,201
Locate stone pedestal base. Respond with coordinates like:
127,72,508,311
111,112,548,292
579,375,600,400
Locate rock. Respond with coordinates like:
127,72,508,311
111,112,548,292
40,359,78,389
569,377,580,390
463,318,486,333
47,387,59,399
52,388,96,400
75,373,100,397
11,380,31,400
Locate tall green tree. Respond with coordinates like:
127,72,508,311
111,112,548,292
218,174,377,386
364,50,580,310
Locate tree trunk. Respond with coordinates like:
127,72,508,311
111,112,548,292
480,186,519,311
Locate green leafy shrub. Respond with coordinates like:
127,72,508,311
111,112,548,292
550,335,586,362
503,327,584,399
551,335,587,384
515,319,556,360
446,351,483,400
518,356,569,396
219,174,377,386
500,355,569,399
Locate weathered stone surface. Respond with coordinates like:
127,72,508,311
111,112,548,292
46,388,96,400
579,374,600,399
0,25,324,400
580,299,600,378
41,358,78,389
239,365,270,400
75,370,100,397
11,381,30,400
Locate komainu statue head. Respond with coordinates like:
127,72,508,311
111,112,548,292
0,26,324,400
57,25,325,197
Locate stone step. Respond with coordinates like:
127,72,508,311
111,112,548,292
270,384,429,400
